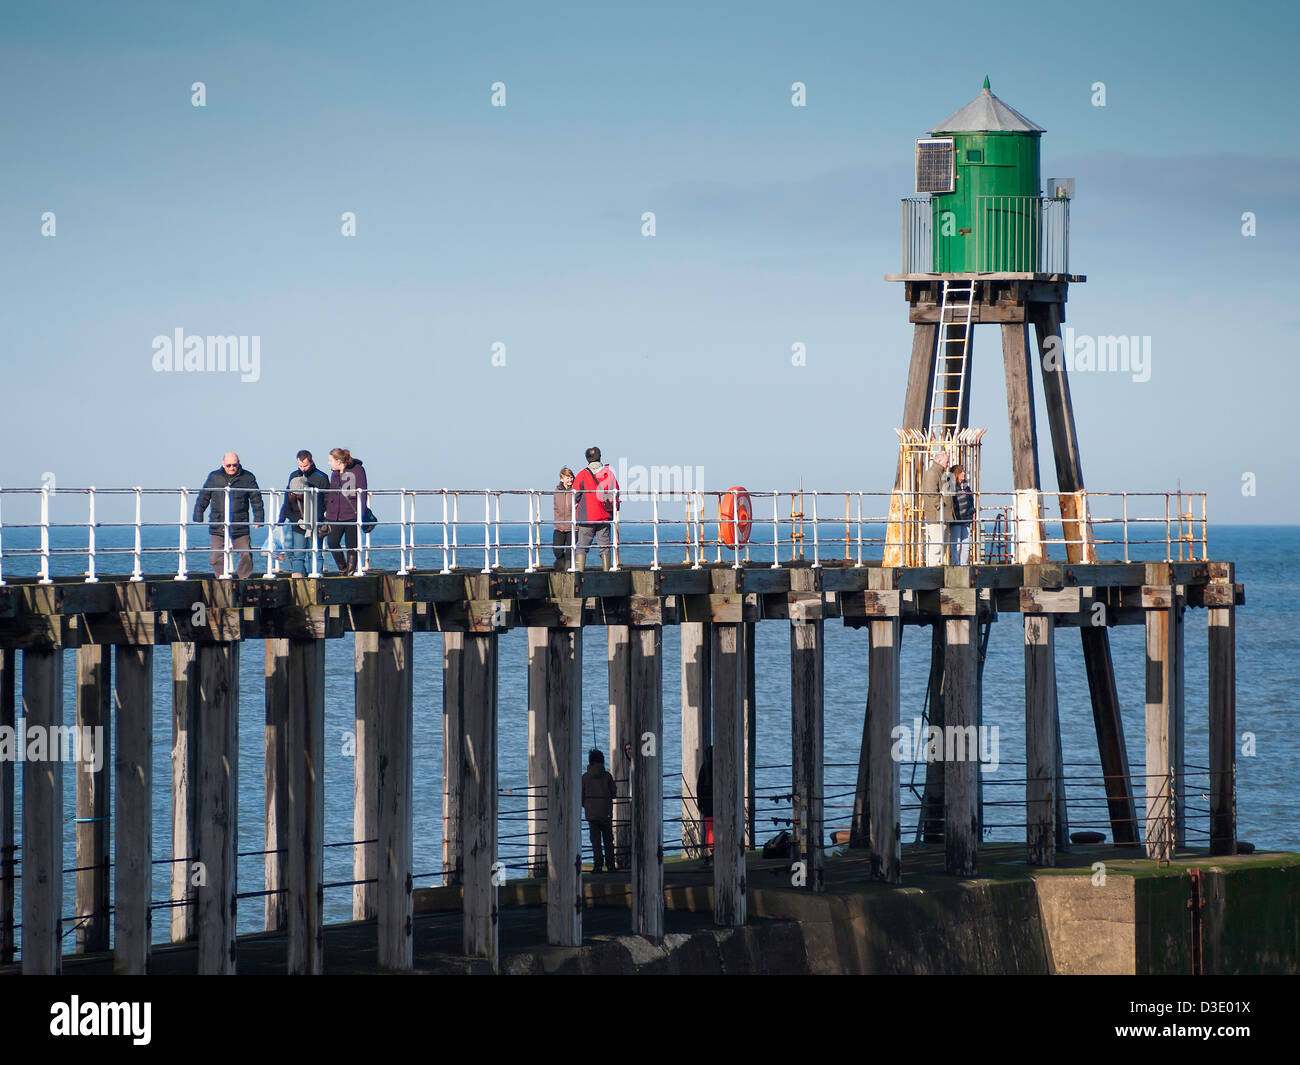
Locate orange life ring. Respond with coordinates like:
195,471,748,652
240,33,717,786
718,487,753,548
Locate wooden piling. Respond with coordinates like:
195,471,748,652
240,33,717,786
790,617,824,891
352,631,380,919
170,642,200,943
1173,597,1186,849
21,646,64,974
461,632,498,969
680,621,711,858
630,624,664,937
75,644,111,953
113,645,152,974
526,626,548,878
545,627,583,946
376,634,413,970
867,617,901,883
607,625,633,871
264,639,290,931
919,623,946,842
711,623,745,926
1144,602,1178,860
286,638,326,974
942,619,979,876
1208,603,1236,855
1024,615,1057,866
442,631,464,887
0,649,13,964
196,642,239,975
742,620,757,848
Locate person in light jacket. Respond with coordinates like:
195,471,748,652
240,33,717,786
920,449,952,566
322,448,367,575
552,466,575,570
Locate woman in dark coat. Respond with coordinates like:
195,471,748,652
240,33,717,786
323,447,368,575
553,466,575,570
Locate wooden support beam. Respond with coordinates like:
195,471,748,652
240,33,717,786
264,639,290,931
607,625,633,872
545,627,583,945
1144,604,1178,860
21,646,64,974
286,638,326,974
376,634,413,970
680,621,711,859
630,624,664,938
170,642,200,943
0,649,13,964
441,631,463,886
711,623,745,926
113,644,152,974
196,642,239,975
526,627,549,878
75,644,112,953
1173,597,1186,848
901,322,940,430
919,624,946,842
1001,321,1043,490
1024,616,1057,866
790,618,824,891
1208,604,1237,855
461,632,499,969
352,631,380,919
943,620,979,876
742,620,757,848
867,618,901,882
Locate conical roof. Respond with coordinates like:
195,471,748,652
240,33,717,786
928,77,1044,134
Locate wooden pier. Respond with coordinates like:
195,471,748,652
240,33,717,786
0,557,1241,974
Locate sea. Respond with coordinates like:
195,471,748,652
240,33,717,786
0,516,1295,944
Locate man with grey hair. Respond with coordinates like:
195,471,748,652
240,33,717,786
920,448,952,566
194,451,265,578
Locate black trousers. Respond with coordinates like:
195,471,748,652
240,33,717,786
327,525,359,573
588,817,615,871
553,529,572,564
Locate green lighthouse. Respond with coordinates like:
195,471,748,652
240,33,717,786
917,78,1045,272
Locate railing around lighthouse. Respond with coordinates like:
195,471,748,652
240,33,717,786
899,195,1070,274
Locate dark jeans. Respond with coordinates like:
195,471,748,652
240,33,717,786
327,525,360,574
588,817,615,871
553,529,572,565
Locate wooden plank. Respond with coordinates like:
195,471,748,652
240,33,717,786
75,644,112,953
742,621,757,848
286,638,326,974
630,625,664,937
680,621,711,859
376,634,413,970
113,644,152,974
264,639,290,931
901,323,940,430
352,631,380,919
441,631,463,886
1208,605,1236,855
607,625,633,872
790,618,824,891
0,649,13,964
461,632,499,969
919,624,946,843
21,647,64,974
1144,607,1176,860
197,642,239,975
545,627,583,945
1024,616,1057,866
526,627,548,878
866,618,901,881
1173,598,1186,849
943,619,979,876
169,642,200,942
711,623,745,926
1002,322,1043,490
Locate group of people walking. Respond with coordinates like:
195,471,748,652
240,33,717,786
920,447,975,566
193,448,369,578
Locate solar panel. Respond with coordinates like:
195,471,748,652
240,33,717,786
915,139,954,194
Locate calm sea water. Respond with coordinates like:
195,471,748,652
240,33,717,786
3,522,1296,943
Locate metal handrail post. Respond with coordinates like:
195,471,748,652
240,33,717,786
308,487,322,578
397,490,409,576
481,492,491,574
177,488,189,580
221,485,233,580
650,492,660,571
810,491,821,568
131,486,144,582
86,488,98,583
263,489,278,578
39,485,51,584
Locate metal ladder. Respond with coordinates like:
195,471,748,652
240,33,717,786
927,279,976,437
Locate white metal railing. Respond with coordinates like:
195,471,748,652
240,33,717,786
0,486,1210,583
899,195,1070,274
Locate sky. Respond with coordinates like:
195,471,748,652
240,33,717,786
3,0,1297,525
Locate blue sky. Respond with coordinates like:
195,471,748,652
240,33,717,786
3,0,1297,523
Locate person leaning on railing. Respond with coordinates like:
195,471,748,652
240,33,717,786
948,463,975,565
920,448,952,566
193,451,265,578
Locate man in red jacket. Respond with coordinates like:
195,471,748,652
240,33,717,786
572,445,620,570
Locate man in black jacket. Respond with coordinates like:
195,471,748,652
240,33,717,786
581,749,618,873
276,450,330,575
194,452,265,578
